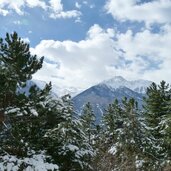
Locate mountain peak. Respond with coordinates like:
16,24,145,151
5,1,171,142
101,76,127,88
101,76,152,94
110,76,126,82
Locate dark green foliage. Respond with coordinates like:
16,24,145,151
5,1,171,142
44,95,95,171
143,81,171,168
0,32,44,157
105,98,143,170
0,32,43,86
102,99,123,142
144,81,171,128
81,102,96,145
0,32,44,131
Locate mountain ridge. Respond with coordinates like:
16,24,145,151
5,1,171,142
20,76,153,123
72,76,152,123
101,76,152,94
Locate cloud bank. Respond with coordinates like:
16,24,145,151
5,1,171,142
0,0,81,19
105,0,171,26
2,0,171,90
31,23,171,89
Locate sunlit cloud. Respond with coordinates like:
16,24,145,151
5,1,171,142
0,0,81,20
31,24,171,89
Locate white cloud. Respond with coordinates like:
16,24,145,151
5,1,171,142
0,8,9,16
49,10,81,19
49,0,81,19
31,24,121,89
22,37,30,43
105,0,171,25
105,0,171,84
0,0,46,15
75,2,81,9
31,24,171,89
0,0,81,19
116,24,171,83
25,0,47,10
117,26,171,61
49,0,63,12
0,0,25,15
75,16,81,23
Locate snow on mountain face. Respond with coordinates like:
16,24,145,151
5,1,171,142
73,76,152,123
21,76,151,98
22,79,81,97
73,83,144,123
19,79,58,98
101,76,152,94
55,86,83,97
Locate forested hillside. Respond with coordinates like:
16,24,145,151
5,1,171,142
0,33,170,171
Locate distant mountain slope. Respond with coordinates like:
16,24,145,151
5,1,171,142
18,80,59,99
18,76,152,123
72,76,152,123
101,76,152,94
19,79,82,98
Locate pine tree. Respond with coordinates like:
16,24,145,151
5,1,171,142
0,32,43,86
0,32,44,156
0,31,43,120
101,98,145,170
143,81,171,168
102,99,123,144
163,100,171,164
81,102,96,146
0,32,62,170
144,81,170,129
80,102,96,170
44,95,94,171
93,99,123,171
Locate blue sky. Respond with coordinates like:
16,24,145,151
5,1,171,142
1,0,171,92
0,0,111,46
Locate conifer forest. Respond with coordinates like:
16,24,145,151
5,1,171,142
0,32,171,171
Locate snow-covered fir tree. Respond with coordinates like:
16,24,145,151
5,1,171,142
107,98,142,170
81,102,96,146
44,95,95,171
0,32,58,170
143,81,171,169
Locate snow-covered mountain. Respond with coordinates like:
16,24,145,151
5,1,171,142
101,76,152,94
19,79,82,98
18,79,57,98
19,76,152,123
73,76,153,123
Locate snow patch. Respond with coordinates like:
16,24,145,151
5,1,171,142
101,76,152,94
108,146,117,155
0,154,59,171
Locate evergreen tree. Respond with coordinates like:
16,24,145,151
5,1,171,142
144,81,170,129
44,95,94,171
92,99,123,171
0,31,43,121
0,32,43,86
102,99,123,144
81,102,96,146
80,102,96,169
143,81,171,167
0,32,44,156
100,98,146,170
164,99,171,161
0,32,61,170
